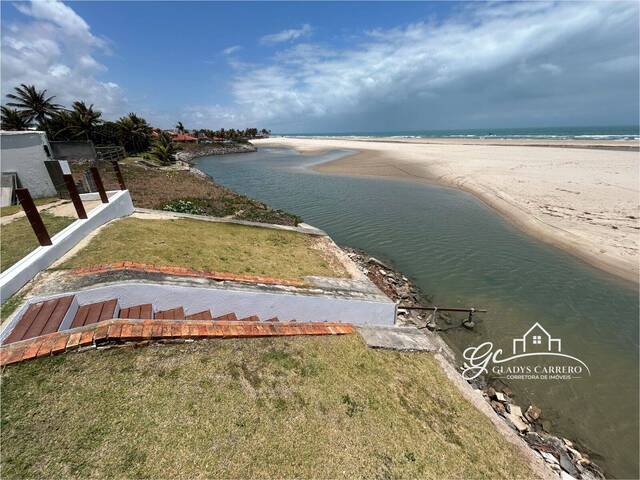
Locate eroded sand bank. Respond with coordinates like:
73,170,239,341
254,137,640,283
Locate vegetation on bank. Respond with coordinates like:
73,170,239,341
1,335,534,479
97,160,302,226
1,213,74,272
58,217,346,281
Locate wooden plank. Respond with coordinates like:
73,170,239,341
40,296,74,335
186,310,213,321
22,298,61,339
84,302,104,325
2,302,44,344
71,305,91,328
100,299,118,321
140,304,153,319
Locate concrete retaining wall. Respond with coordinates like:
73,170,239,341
0,190,134,303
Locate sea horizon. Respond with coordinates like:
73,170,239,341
276,125,640,141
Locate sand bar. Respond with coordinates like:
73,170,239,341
254,137,640,284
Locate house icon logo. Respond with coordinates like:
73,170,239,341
512,322,561,355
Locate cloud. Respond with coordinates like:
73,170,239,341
197,1,638,131
1,0,126,118
222,45,242,55
260,24,312,45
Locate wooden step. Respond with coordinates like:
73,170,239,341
119,304,153,319
212,312,237,321
155,307,185,320
185,310,213,320
3,296,74,345
71,299,118,328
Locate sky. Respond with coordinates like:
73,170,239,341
1,1,638,133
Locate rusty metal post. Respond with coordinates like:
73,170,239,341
90,167,109,203
111,161,126,190
63,174,87,219
15,188,52,246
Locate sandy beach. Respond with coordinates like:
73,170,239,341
254,137,640,283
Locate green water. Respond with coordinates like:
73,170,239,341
197,147,639,478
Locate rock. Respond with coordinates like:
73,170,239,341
368,257,392,269
559,452,579,478
525,405,542,422
562,438,573,448
540,419,552,432
506,412,528,433
425,321,437,331
494,391,506,402
561,471,578,480
540,451,559,465
524,431,541,445
462,320,475,329
486,387,496,398
502,386,513,397
491,400,506,416
508,404,523,417
567,447,582,461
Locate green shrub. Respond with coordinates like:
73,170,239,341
162,199,204,215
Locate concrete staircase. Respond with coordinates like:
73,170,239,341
2,296,310,346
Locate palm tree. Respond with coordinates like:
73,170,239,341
116,113,152,153
5,84,63,126
51,101,102,140
175,121,185,134
1,106,32,131
149,131,176,165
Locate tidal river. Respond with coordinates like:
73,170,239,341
197,147,639,478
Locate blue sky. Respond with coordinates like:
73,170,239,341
1,1,638,132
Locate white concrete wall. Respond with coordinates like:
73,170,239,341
0,131,57,198
0,190,134,303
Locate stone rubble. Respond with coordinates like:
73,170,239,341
341,245,606,480
480,385,605,480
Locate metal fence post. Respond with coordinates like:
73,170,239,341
90,167,109,203
63,174,87,219
15,188,52,246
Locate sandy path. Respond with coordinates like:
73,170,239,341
254,137,640,284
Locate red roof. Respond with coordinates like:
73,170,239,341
171,133,197,142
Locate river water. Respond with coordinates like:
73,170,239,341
197,147,639,478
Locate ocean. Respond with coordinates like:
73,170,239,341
278,125,639,140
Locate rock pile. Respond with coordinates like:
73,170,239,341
175,142,257,163
482,386,605,480
341,248,428,327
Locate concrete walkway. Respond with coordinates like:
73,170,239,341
358,325,437,351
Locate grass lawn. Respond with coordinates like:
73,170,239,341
1,213,75,272
1,335,535,479
0,197,60,217
58,217,347,281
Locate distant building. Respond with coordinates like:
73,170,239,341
170,133,197,143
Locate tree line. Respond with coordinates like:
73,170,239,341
0,84,271,159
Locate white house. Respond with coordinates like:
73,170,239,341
0,131,57,205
